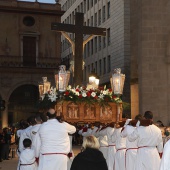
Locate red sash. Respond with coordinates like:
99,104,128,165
20,161,36,166
42,153,67,156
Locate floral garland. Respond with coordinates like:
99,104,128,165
39,85,122,109
63,85,122,106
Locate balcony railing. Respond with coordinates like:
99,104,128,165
0,55,60,68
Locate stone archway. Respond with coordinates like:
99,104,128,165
8,84,39,125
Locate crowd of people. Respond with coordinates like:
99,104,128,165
15,109,170,170
0,126,15,162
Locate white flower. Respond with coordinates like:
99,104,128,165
41,95,45,100
82,92,87,97
75,91,80,96
67,85,72,90
102,90,107,95
98,94,104,99
91,92,96,97
49,96,57,102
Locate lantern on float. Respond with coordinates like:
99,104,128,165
38,77,51,97
54,65,70,92
110,68,125,95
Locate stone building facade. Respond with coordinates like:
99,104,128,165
130,0,170,125
0,0,63,127
59,0,170,125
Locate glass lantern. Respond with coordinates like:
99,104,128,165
55,65,70,92
38,77,51,97
110,68,125,95
88,71,100,89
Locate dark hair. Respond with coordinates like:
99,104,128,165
40,113,47,122
46,111,56,119
35,114,42,123
144,111,153,120
27,116,36,125
23,138,32,148
135,114,143,121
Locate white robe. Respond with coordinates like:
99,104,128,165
159,139,170,170
99,128,108,160
121,125,138,170
19,126,32,153
34,119,76,170
128,124,163,170
30,124,41,150
67,135,74,170
106,127,116,170
112,128,126,170
19,148,37,170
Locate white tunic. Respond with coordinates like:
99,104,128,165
99,128,108,159
128,124,163,170
30,124,41,150
121,125,137,170
160,139,170,170
67,135,74,170
112,128,126,170
19,148,37,170
35,119,76,170
106,126,116,170
19,126,32,153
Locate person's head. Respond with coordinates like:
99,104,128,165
35,114,42,124
135,114,143,121
46,108,56,119
156,120,164,127
144,111,153,120
27,116,36,126
23,138,32,148
82,135,100,150
40,113,47,123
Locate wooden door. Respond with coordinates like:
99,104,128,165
23,36,36,66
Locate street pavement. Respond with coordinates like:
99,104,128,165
0,145,81,170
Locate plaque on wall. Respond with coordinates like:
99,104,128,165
84,104,96,119
67,102,79,119
100,105,113,121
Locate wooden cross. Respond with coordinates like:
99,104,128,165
51,12,106,86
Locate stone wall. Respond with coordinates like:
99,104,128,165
130,0,170,125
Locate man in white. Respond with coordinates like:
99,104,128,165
30,115,42,150
19,116,34,153
121,119,138,170
160,138,170,170
35,108,76,170
111,121,126,170
98,124,108,160
106,122,116,170
128,111,163,170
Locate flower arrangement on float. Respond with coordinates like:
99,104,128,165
39,85,122,108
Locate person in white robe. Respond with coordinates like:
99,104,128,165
98,124,108,160
128,111,163,170
106,123,116,170
160,139,170,170
30,115,42,150
19,116,35,153
67,134,74,170
82,124,93,141
34,108,76,170
121,119,138,170
111,122,126,170
19,138,37,170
